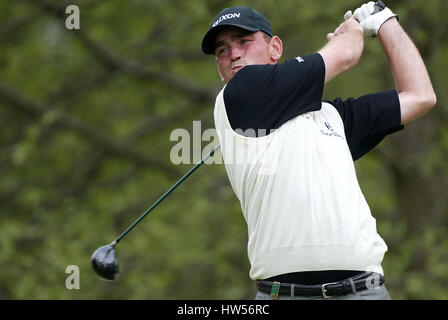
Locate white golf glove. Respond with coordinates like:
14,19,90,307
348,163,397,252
344,1,397,37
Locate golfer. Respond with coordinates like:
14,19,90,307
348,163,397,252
202,2,436,300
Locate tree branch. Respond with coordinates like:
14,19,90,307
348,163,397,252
29,0,217,102
0,84,180,177
75,29,216,102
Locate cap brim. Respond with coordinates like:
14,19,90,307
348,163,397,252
201,24,259,55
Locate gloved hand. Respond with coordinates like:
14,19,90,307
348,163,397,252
344,1,398,37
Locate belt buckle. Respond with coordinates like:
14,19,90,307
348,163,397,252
321,282,338,299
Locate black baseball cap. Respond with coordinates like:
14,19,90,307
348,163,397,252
201,6,273,55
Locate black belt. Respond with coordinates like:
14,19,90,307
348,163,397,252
256,272,385,299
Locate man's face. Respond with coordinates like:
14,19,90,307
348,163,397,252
214,27,279,83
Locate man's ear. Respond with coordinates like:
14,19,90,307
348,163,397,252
269,36,283,62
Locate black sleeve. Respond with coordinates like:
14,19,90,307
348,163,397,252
223,53,325,136
326,90,404,160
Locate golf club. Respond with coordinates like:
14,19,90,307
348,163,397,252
91,144,221,280
374,0,385,13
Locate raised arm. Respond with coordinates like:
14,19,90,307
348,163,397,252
318,17,364,84
352,1,437,124
378,18,436,124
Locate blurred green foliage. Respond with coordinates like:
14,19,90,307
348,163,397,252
0,0,446,299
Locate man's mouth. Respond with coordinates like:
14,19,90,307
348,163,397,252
232,65,244,72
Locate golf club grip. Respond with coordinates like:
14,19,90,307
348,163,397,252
114,144,221,243
373,0,385,14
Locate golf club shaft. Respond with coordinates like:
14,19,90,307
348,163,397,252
114,144,221,244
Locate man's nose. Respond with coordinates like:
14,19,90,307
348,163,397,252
230,45,243,61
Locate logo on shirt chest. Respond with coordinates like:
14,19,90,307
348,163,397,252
320,121,344,139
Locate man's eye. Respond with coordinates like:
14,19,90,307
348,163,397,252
217,48,229,56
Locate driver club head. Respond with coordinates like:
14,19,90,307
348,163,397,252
91,242,119,280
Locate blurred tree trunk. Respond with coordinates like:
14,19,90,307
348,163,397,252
385,118,447,235
378,9,448,234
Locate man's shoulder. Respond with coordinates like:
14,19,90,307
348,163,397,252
226,63,274,86
314,101,345,123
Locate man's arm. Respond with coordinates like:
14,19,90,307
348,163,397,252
378,18,437,124
318,17,364,84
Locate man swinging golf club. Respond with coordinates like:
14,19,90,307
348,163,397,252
202,1,436,299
